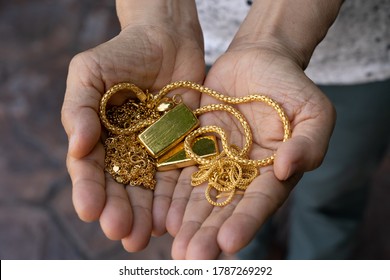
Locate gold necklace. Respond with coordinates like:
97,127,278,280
99,81,291,206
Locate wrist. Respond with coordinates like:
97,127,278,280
231,0,343,68
116,0,200,32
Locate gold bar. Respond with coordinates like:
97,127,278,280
157,136,219,171
138,103,199,158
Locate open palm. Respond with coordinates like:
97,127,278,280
164,46,336,259
61,24,205,252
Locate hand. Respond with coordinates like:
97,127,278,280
164,44,336,259
61,16,205,251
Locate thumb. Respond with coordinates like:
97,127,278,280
274,115,335,181
61,54,103,159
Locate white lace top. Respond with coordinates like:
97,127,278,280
196,0,390,85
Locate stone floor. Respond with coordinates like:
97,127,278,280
0,0,389,260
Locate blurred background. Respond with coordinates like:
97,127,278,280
0,0,389,259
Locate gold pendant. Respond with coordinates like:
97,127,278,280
138,103,200,158
157,136,219,171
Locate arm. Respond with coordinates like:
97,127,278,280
235,0,344,68
116,0,201,32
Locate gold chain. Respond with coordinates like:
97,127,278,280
99,83,160,135
104,133,157,189
156,81,291,206
99,81,291,205
157,81,291,143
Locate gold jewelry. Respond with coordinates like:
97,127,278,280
99,81,291,205
157,81,291,206
100,83,166,190
99,83,160,135
104,133,157,189
157,136,219,171
99,82,205,190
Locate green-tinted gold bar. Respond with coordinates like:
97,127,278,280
157,136,219,171
138,103,199,158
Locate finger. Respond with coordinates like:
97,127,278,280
121,186,153,252
185,203,237,260
171,183,213,260
99,176,132,240
217,170,301,254
152,170,180,236
67,143,106,222
62,104,101,159
274,87,336,181
61,53,104,159
166,166,198,237
274,116,335,181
